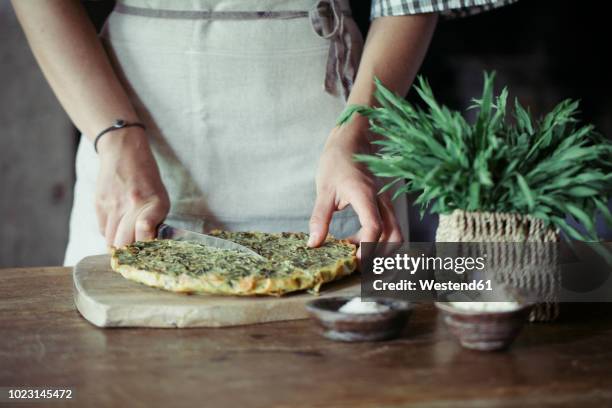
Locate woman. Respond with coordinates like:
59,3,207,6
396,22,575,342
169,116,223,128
12,0,515,265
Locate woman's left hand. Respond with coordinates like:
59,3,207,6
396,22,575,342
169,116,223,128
308,117,403,256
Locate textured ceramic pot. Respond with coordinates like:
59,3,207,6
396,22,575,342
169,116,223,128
436,209,560,323
306,296,412,342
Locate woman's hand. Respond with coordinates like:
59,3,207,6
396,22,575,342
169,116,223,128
308,117,403,255
95,128,170,248
12,0,170,250
305,12,437,255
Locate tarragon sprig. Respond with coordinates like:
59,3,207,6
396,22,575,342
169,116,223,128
338,72,612,241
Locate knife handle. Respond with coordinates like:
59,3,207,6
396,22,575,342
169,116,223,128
157,223,172,239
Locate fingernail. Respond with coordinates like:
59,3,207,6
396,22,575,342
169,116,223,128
307,232,319,247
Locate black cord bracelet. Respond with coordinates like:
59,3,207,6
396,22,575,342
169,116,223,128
93,119,146,153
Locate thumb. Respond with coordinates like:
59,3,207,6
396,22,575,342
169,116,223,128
135,201,168,241
308,192,335,247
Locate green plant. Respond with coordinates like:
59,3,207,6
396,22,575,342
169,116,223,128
338,72,612,241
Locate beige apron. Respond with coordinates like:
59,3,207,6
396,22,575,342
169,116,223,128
63,0,408,265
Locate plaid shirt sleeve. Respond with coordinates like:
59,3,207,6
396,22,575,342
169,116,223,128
371,0,518,19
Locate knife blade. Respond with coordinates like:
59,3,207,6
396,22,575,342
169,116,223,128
157,223,264,259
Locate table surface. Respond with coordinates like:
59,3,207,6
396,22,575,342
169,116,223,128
1,267,612,408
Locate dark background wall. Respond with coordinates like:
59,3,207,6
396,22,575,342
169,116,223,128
1,0,610,267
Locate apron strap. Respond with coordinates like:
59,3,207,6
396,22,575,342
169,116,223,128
114,1,361,100
309,0,361,100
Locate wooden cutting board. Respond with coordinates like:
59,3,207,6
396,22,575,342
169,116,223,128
73,255,360,328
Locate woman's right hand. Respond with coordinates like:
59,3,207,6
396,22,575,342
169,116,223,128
12,0,171,249
95,127,170,248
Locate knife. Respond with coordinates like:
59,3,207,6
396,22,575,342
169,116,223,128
157,223,264,259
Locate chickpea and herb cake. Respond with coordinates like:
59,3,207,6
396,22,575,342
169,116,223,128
110,232,357,296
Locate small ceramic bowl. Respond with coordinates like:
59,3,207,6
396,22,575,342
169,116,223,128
435,302,533,351
306,296,412,342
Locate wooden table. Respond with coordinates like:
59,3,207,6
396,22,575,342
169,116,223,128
2,267,612,408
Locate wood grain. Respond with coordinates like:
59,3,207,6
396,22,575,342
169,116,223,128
2,266,612,407
74,255,360,328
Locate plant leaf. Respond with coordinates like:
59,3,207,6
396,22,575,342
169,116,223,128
344,71,612,243
516,174,535,211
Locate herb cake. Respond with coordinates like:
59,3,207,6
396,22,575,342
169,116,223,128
110,231,357,296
